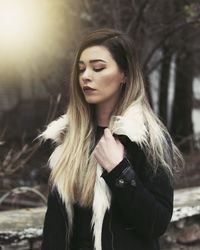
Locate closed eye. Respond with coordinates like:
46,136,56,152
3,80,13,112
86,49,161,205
94,68,104,72
78,68,85,73
78,68,104,74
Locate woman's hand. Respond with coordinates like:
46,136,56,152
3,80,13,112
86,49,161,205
94,128,124,172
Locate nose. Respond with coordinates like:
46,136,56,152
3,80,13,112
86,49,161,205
81,68,92,83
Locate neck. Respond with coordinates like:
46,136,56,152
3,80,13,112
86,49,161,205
95,101,116,127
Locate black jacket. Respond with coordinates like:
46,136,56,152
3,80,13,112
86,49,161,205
41,133,173,250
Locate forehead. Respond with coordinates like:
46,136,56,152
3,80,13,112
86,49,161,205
79,45,114,63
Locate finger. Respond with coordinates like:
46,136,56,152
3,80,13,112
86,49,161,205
98,134,105,144
104,128,113,138
115,138,121,144
115,138,122,147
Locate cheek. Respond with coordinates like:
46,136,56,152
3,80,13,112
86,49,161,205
98,71,121,88
98,71,121,91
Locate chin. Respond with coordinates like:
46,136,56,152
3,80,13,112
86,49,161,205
84,97,101,104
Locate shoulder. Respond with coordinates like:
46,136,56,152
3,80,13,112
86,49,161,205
118,134,172,183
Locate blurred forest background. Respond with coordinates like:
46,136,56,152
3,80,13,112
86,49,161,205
0,0,200,215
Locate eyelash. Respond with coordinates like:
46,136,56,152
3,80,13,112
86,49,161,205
94,68,104,72
78,68,104,73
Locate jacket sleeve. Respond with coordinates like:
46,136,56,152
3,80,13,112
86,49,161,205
41,189,67,250
101,142,174,239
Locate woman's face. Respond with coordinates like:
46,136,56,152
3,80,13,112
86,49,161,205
78,45,125,107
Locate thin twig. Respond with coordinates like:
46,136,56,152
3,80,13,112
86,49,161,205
0,187,47,206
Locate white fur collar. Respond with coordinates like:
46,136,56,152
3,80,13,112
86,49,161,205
41,102,148,145
41,102,147,250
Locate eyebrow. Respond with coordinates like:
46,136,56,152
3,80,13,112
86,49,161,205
78,59,107,64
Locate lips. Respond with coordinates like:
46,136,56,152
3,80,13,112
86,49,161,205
83,86,96,91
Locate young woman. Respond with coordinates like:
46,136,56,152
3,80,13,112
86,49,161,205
40,28,183,250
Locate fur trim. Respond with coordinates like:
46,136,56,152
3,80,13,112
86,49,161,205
39,115,68,143
42,103,147,144
40,103,147,250
111,103,148,146
92,164,111,250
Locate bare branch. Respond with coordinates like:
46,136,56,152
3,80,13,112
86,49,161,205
45,93,61,124
127,0,150,34
0,187,47,206
1,142,41,177
143,18,200,71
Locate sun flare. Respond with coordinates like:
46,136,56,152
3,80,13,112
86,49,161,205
0,0,74,70
0,0,42,49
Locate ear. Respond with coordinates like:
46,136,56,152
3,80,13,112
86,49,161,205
121,72,127,83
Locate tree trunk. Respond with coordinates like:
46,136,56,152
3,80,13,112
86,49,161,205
158,44,172,126
144,74,153,108
170,49,194,152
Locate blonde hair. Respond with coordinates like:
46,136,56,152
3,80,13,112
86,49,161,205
49,28,183,207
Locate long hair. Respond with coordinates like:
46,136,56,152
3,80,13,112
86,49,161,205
49,28,183,207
